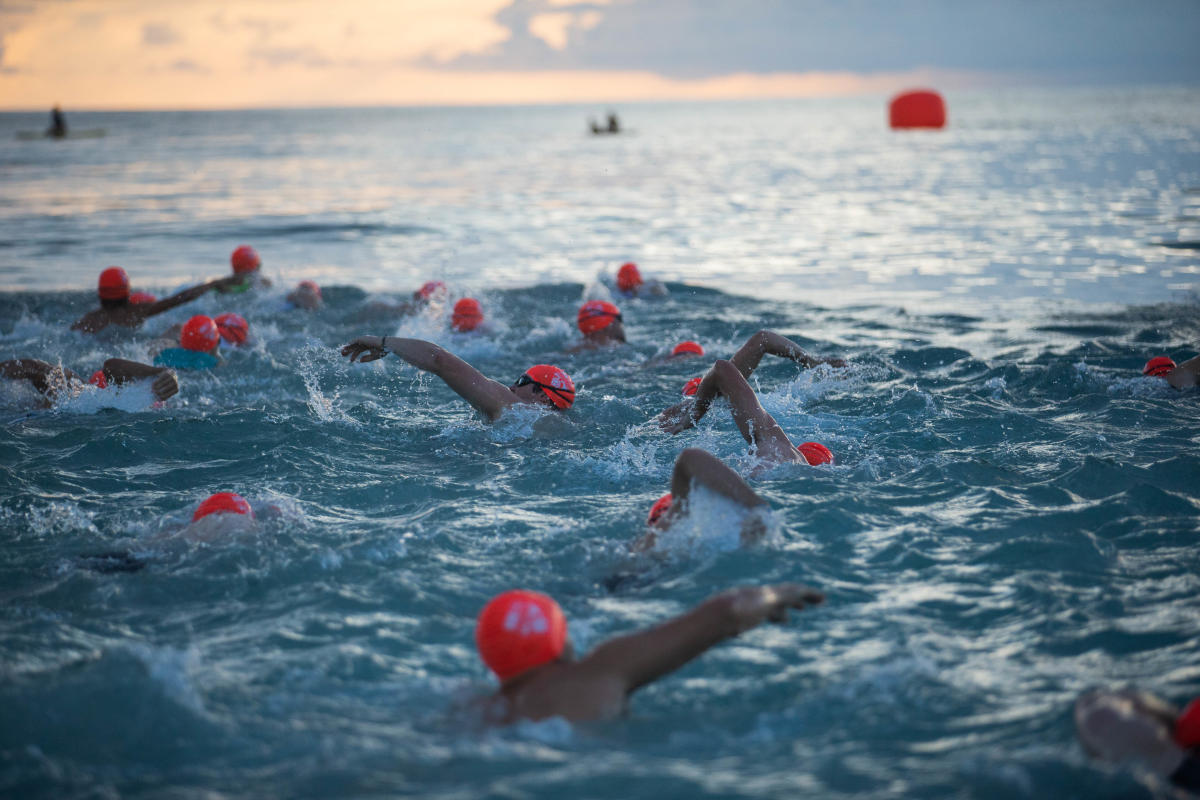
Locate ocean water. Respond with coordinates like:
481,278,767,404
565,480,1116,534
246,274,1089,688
1,89,1198,799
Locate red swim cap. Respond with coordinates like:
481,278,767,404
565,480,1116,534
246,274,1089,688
647,493,673,525
231,245,261,274
673,341,703,357
297,280,322,299
617,262,643,292
682,377,702,396
192,492,255,522
215,312,249,345
451,298,483,332
797,441,834,466
1176,698,1200,748
475,590,567,681
88,369,108,389
520,364,575,410
417,280,447,300
128,291,157,304
1143,356,1176,378
577,300,621,335
181,315,220,353
98,267,130,301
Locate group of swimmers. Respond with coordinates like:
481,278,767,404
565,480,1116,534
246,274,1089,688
6,248,1200,788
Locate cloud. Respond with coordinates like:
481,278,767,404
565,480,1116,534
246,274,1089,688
249,46,333,69
142,22,181,46
168,58,207,73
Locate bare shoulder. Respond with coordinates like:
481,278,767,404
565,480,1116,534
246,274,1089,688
505,664,629,723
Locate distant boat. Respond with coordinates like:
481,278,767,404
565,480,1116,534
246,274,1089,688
16,128,107,141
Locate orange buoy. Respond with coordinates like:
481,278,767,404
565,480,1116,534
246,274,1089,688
889,89,946,129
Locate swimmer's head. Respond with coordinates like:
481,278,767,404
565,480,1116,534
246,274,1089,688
231,245,261,274
98,267,130,306
289,281,322,310
88,370,108,389
577,300,625,341
415,281,447,302
475,589,568,681
192,492,255,522
647,493,673,526
451,298,483,332
672,341,703,357
1177,698,1200,748
682,377,702,396
512,364,575,410
181,315,220,353
215,312,249,345
616,262,643,293
797,441,834,466
128,291,157,304
1143,356,1176,378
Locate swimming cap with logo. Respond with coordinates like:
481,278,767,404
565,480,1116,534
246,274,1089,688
1176,698,1200,748
682,377,702,396
215,312,249,345
231,245,261,274
417,281,447,300
577,300,621,335
647,493,673,525
129,292,157,304
673,341,703,357
451,298,483,332
475,589,567,681
1143,356,1176,377
181,315,220,353
88,370,108,389
98,267,130,301
617,262,643,293
797,442,834,466
519,365,575,410
193,492,255,522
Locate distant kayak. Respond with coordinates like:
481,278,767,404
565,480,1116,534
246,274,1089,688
16,128,107,141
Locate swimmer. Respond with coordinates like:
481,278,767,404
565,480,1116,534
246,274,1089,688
633,448,768,552
643,340,705,368
153,315,222,370
341,335,575,420
475,582,824,724
1144,354,1200,389
1,357,179,406
614,262,668,298
571,300,626,350
451,298,484,332
71,267,241,334
346,281,449,322
286,281,323,311
221,245,273,292
1075,688,1200,793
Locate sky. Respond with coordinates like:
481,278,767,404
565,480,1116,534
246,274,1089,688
1,0,1198,110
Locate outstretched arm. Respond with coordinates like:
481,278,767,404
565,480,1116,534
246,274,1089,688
140,275,239,319
1168,354,1200,390
730,330,845,378
0,358,81,398
341,335,516,420
671,448,765,509
102,358,179,401
580,584,824,694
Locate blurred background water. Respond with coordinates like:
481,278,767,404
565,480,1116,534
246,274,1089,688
0,88,1198,799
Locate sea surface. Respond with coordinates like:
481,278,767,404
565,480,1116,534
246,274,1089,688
1,89,1198,799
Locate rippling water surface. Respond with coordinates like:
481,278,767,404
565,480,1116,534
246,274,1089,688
1,89,1198,799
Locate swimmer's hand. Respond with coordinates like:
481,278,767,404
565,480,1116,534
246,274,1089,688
658,401,695,434
152,370,179,401
341,336,389,363
819,357,847,369
728,583,824,631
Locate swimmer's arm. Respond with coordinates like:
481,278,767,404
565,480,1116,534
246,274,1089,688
341,336,514,420
141,276,238,319
70,309,107,333
102,358,179,401
730,330,845,378
0,358,81,397
581,584,824,694
671,448,765,509
1168,354,1200,389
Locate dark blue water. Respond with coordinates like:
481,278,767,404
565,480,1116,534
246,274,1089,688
1,91,1198,798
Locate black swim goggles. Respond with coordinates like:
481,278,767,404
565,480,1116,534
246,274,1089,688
513,373,575,406
581,308,622,323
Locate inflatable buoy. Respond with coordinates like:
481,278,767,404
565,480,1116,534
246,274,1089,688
889,90,946,129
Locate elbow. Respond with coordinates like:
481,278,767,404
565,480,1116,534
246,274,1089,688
712,359,740,382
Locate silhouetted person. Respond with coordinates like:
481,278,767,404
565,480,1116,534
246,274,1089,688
607,111,620,133
48,105,67,138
